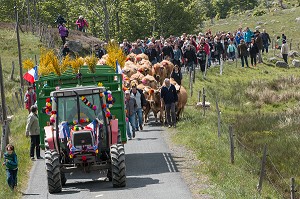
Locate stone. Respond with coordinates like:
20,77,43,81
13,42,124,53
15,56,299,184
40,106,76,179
275,61,289,67
292,59,300,67
288,50,299,58
255,26,261,30
268,57,279,64
296,17,300,23
257,21,263,25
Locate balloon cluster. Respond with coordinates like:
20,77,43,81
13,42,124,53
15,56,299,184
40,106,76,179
81,96,97,110
72,125,84,131
45,98,52,115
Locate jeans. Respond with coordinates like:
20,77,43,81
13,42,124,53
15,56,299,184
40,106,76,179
6,169,18,189
250,55,257,66
135,108,143,130
186,62,194,72
30,135,40,158
229,52,235,60
262,43,269,53
126,113,136,138
165,103,176,126
283,54,288,63
240,56,249,67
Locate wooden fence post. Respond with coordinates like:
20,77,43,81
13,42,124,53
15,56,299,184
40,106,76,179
10,61,15,80
15,92,21,108
229,125,234,163
19,88,24,108
198,90,201,103
35,54,38,65
290,177,295,199
216,99,221,137
15,6,24,90
257,144,267,194
290,39,292,50
202,87,206,116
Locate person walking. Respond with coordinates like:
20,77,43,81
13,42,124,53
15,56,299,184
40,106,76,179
254,30,263,63
249,38,259,67
171,65,183,85
75,15,88,32
160,78,178,128
58,23,68,45
281,39,289,64
227,40,237,61
130,83,147,131
238,39,249,68
125,90,137,139
196,45,207,76
2,144,18,190
24,86,36,113
25,105,42,160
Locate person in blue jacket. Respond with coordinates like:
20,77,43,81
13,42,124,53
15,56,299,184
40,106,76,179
244,27,253,45
2,144,18,190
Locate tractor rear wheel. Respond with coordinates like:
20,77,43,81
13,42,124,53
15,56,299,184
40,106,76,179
110,144,126,187
45,150,62,193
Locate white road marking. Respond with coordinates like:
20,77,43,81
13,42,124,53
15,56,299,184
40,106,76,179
95,194,104,197
166,153,176,172
163,153,172,172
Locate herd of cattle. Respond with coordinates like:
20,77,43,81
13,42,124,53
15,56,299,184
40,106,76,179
99,53,188,125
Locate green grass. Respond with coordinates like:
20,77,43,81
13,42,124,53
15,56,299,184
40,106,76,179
0,28,41,198
174,57,300,197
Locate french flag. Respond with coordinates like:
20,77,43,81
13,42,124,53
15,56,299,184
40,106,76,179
116,60,122,75
23,66,38,83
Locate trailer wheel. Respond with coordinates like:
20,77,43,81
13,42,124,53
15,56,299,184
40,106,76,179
110,144,126,187
45,150,62,193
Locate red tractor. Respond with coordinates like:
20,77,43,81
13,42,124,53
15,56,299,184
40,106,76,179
43,86,126,193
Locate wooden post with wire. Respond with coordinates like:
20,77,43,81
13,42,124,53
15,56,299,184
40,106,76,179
229,125,234,163
198,90,201,103
202,87,206,116
216,99,221,137
10,61,15,80
290,177,295,199
257,144,267,194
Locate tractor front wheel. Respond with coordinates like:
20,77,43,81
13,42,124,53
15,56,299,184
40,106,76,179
45,150,62,193
110,144,126,188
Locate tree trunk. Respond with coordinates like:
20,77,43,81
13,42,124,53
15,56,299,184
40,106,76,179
102,0,110,42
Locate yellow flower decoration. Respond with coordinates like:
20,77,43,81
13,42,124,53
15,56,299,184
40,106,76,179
106,41,126,71
85,55,98,73
22,59,34,70
71,57,84,73
98,82,103,87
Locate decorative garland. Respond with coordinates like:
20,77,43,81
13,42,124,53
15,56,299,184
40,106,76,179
72,118,90,125
99,90,115,118
81,96,97,110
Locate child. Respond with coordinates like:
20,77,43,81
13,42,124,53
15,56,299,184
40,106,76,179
2,144,18,190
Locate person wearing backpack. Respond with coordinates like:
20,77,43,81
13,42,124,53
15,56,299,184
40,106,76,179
58,23,68,45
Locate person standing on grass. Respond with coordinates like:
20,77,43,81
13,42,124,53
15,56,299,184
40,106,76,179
25,105,42,160
227,40,237,61
2,144,18,190
160,78,178,128
261,29,271,53
249,38,259,67
281,39,289,64
237,39,249,68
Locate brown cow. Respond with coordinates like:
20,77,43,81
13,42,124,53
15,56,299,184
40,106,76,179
146,88,163,123
161,60,174,78
142,74,158,89
152,63,167,86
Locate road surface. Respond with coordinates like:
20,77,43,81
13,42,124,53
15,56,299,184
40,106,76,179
23,120,193,199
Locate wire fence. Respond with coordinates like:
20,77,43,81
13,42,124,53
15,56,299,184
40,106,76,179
186,73,299,197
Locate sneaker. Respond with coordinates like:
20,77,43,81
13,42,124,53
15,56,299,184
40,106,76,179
173,124,176,128
30,157,35,161
37,157,44,160
139,125,143,131
168,125,172,128
136,128,139,131
128,137,132,140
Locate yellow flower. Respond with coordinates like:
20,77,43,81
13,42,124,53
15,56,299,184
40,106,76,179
106,42,126,71
85,55,98,73
71,57,84,73
22,59,34,70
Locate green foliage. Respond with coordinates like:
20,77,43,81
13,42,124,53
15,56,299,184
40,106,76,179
253,9,267,16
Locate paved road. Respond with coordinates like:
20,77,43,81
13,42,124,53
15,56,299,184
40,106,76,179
23,120,193,199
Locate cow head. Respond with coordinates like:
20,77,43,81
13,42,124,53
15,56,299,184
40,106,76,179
147,89,161,109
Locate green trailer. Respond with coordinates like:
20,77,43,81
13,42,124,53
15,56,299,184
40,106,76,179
35,65,126,149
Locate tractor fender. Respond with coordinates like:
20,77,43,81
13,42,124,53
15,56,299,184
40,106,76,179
44,126,57,150
110,119,119,145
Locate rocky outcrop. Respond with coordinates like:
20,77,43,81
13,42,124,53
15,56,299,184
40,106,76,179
275,61,289,67
292,59,300,67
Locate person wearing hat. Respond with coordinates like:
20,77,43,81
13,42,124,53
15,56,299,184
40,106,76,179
130,83,147,131
125,90,137,139
24,86,36,113
237,39,249,68
281,39,289,64
75,15,88,32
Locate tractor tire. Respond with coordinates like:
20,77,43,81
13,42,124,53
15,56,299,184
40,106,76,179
61,172,67,186
45,150,62,193
110,144,126,188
